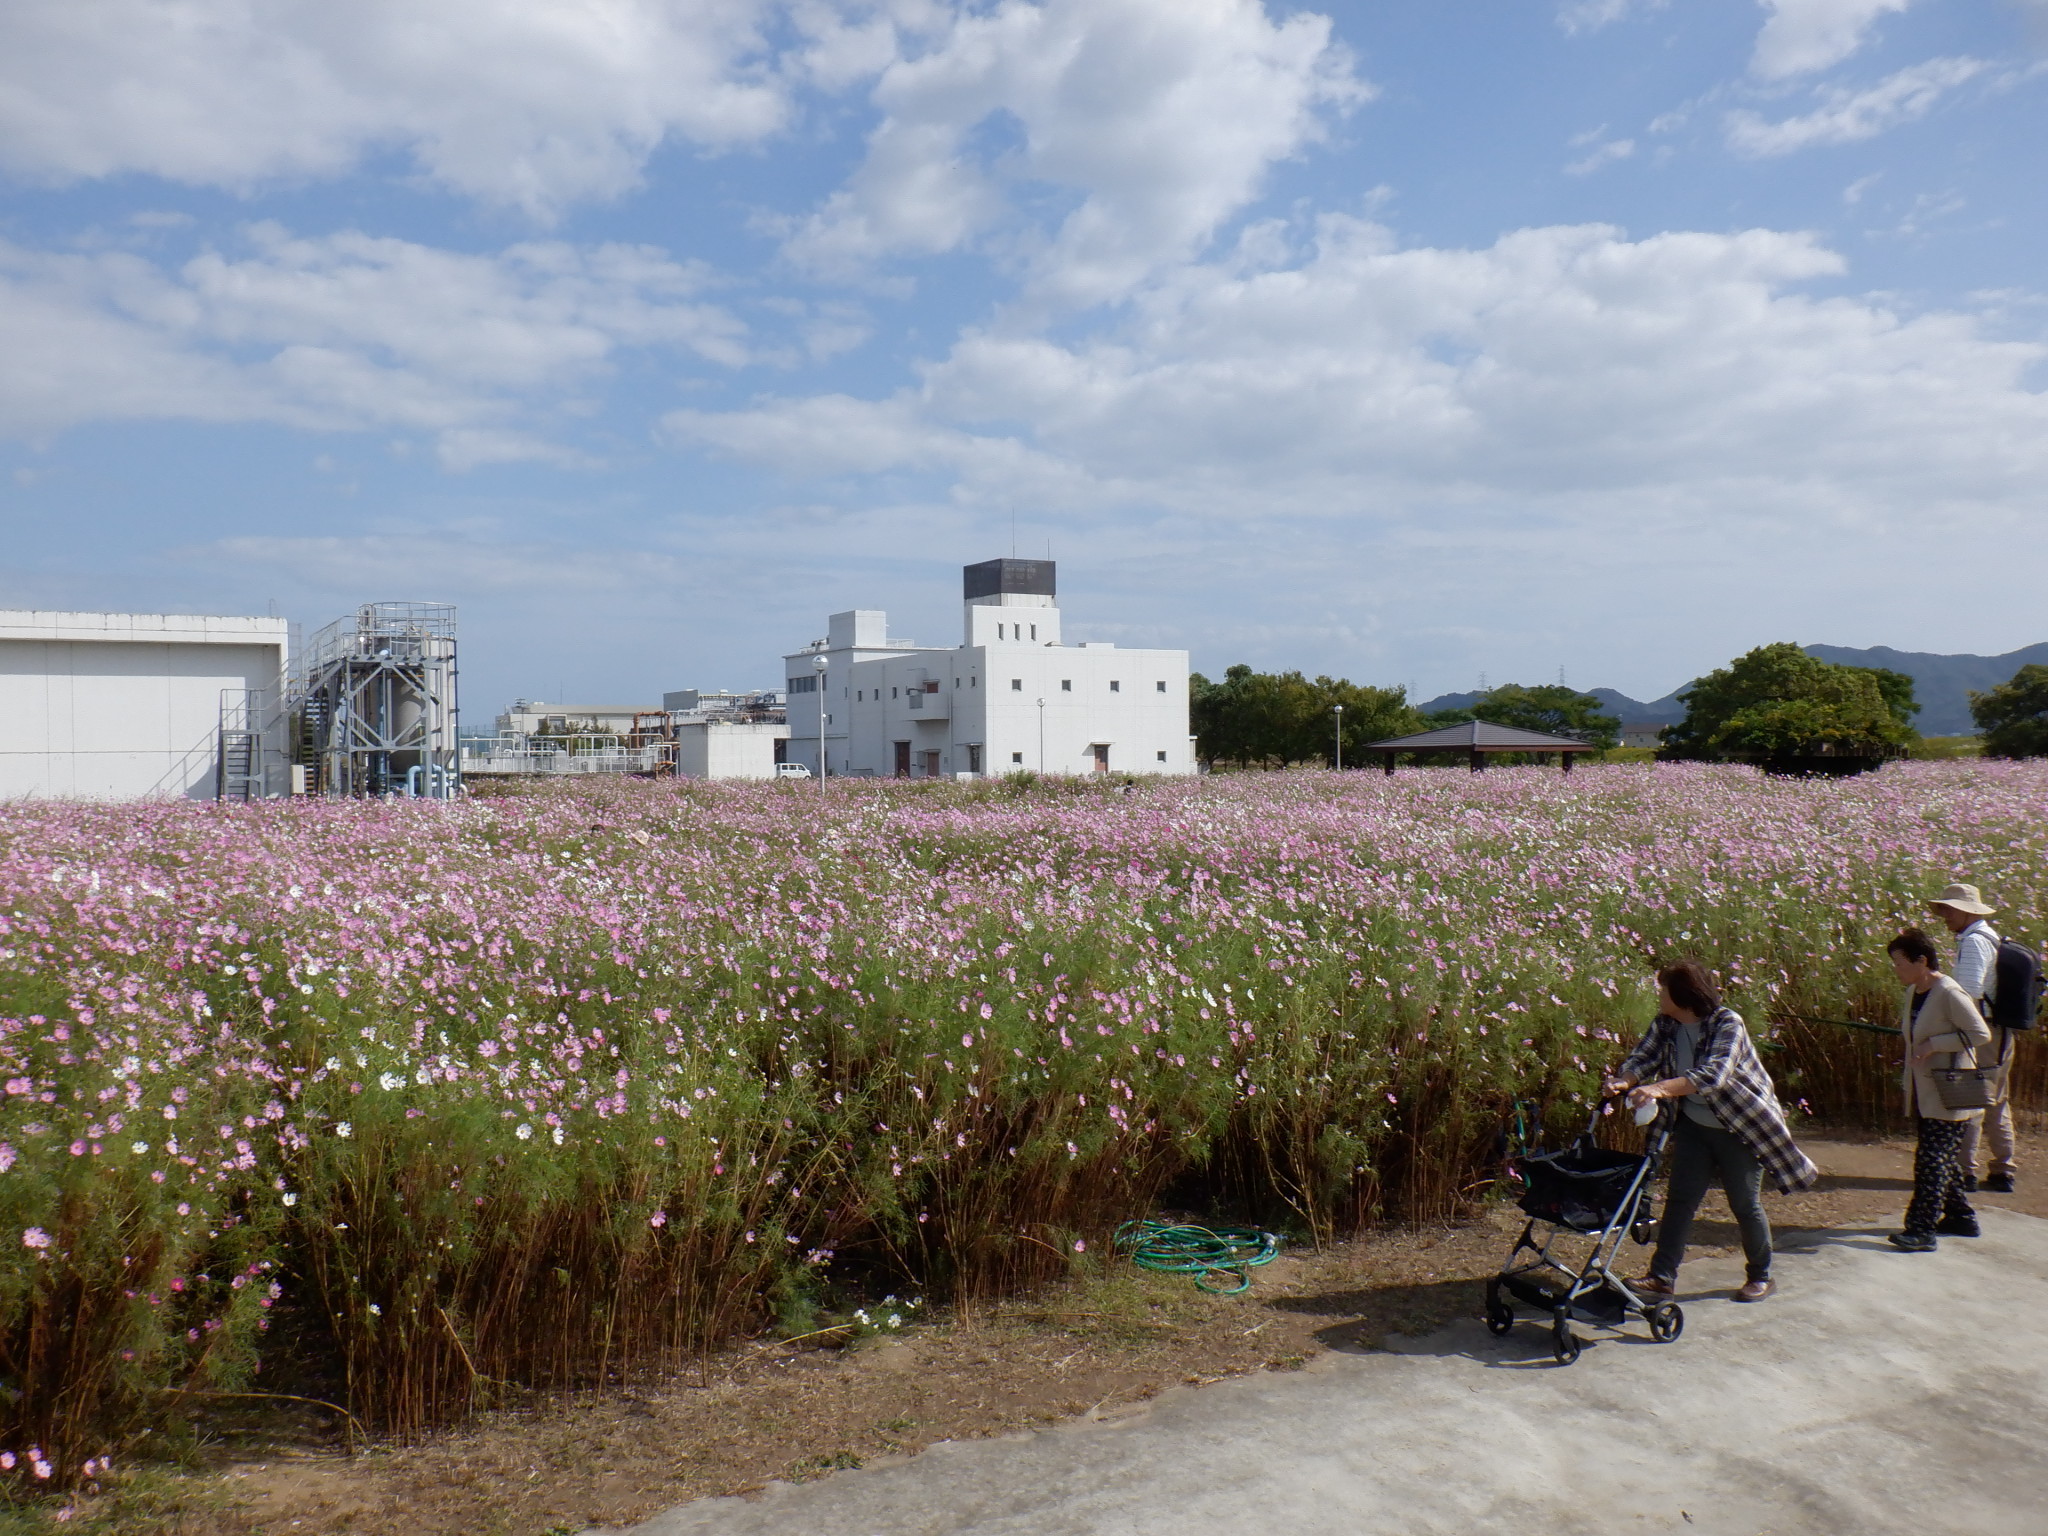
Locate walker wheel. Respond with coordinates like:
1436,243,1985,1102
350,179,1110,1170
1484,1278,1513,1336
1648,1303,1684,1343
1551,1319,1581,1365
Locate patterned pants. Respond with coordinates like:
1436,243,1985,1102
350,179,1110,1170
1904,1118,1976,1235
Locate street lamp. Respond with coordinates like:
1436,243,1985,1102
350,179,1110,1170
812,652,829,784
1333,703,1344,771
1036,697,1046,773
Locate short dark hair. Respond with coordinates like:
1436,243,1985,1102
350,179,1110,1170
1887,928,1941,969
1657,960,1721,1017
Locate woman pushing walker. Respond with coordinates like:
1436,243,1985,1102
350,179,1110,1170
1602,962,1817,1302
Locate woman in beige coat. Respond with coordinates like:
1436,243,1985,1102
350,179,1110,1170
1887,927,1993,1251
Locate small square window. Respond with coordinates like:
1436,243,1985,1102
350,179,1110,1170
1030,625,1037,640
1110,680,1120,692
1157,750,1167,761
1061,679,1072,692
1011,678,1022,691
1155,680,1167,692
1012,751,1023,764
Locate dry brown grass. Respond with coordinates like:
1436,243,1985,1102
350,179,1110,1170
34,1127,2039,1536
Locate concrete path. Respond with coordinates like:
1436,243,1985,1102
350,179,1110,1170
599,1210,2048,1536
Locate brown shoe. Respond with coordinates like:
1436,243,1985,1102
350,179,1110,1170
1735,1278,1775,1303
1632,1274,1674,1297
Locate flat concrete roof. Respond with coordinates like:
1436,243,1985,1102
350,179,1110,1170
0,610,289,645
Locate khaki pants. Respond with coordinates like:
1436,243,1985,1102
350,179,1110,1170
1959,1029,2017,1179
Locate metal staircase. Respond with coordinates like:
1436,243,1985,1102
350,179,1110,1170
215,690,270,801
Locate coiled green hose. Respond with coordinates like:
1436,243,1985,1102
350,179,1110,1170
1112,1219,1282,1294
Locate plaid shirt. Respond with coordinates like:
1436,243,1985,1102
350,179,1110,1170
1619,1007,1819,1193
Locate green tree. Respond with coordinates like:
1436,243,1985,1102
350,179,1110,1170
1190,665,1302,768
1663,643,1915,762
1860,666,1921,732
1190,666,1418,768
1471,683,1620,750
1971,664,2048,759
1296,676,1421,767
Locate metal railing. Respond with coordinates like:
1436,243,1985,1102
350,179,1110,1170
460,733,674,777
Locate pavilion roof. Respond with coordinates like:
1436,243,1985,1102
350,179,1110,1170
1362,719,1600,753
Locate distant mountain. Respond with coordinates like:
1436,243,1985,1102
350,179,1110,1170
1417,645,2048,738
1416,685,1683,725
1801,643,2048,735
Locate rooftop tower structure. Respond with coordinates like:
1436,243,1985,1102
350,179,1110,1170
296,602,459,798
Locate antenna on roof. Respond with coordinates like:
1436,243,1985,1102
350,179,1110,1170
1558,663,1567,687
1010,506,1017,557
1479,672,1489,693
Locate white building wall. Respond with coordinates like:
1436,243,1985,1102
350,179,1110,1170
673,720,788,780
781,579,1190,779
0,612,290,800
782,609,930,777
496,703,652,735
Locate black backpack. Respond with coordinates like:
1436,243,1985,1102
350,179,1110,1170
1988,937,2044,1031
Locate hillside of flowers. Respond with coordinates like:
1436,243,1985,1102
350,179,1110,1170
3,762,2045,1487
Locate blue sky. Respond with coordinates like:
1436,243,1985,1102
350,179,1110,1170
3,0,2044,713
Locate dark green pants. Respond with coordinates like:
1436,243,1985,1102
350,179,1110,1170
1651,1116,1772,1284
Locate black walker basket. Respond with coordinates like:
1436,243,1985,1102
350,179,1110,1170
1487,1103,1682,1364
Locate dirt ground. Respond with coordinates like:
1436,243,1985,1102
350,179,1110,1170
68,1130,2048,1536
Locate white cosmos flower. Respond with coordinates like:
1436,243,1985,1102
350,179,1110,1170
335,1122,352,1138
516,1124,533,1140
378,1072,404,1092
281,1192,298,1207
551,1126,564,1145
131,1141,149,1155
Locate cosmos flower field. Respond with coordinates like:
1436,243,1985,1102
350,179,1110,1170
3,763,2044,1484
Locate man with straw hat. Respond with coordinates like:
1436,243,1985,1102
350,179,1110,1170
1929,882,2016,1193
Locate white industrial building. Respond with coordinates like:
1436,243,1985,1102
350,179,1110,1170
0,610,290,800
471,689,787,781
782,560,1191,778
495,701,654,736
674,719,788,779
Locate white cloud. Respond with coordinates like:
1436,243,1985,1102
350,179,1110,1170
0,0,788,216
1557,0,1659,35
1750,0,1912,82
1725,55,1986,155
1565,135,1635,175
0,227,747,463
668,217,2048,688
200,531,687,595
783,0,1368,306
677,217,2048,525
